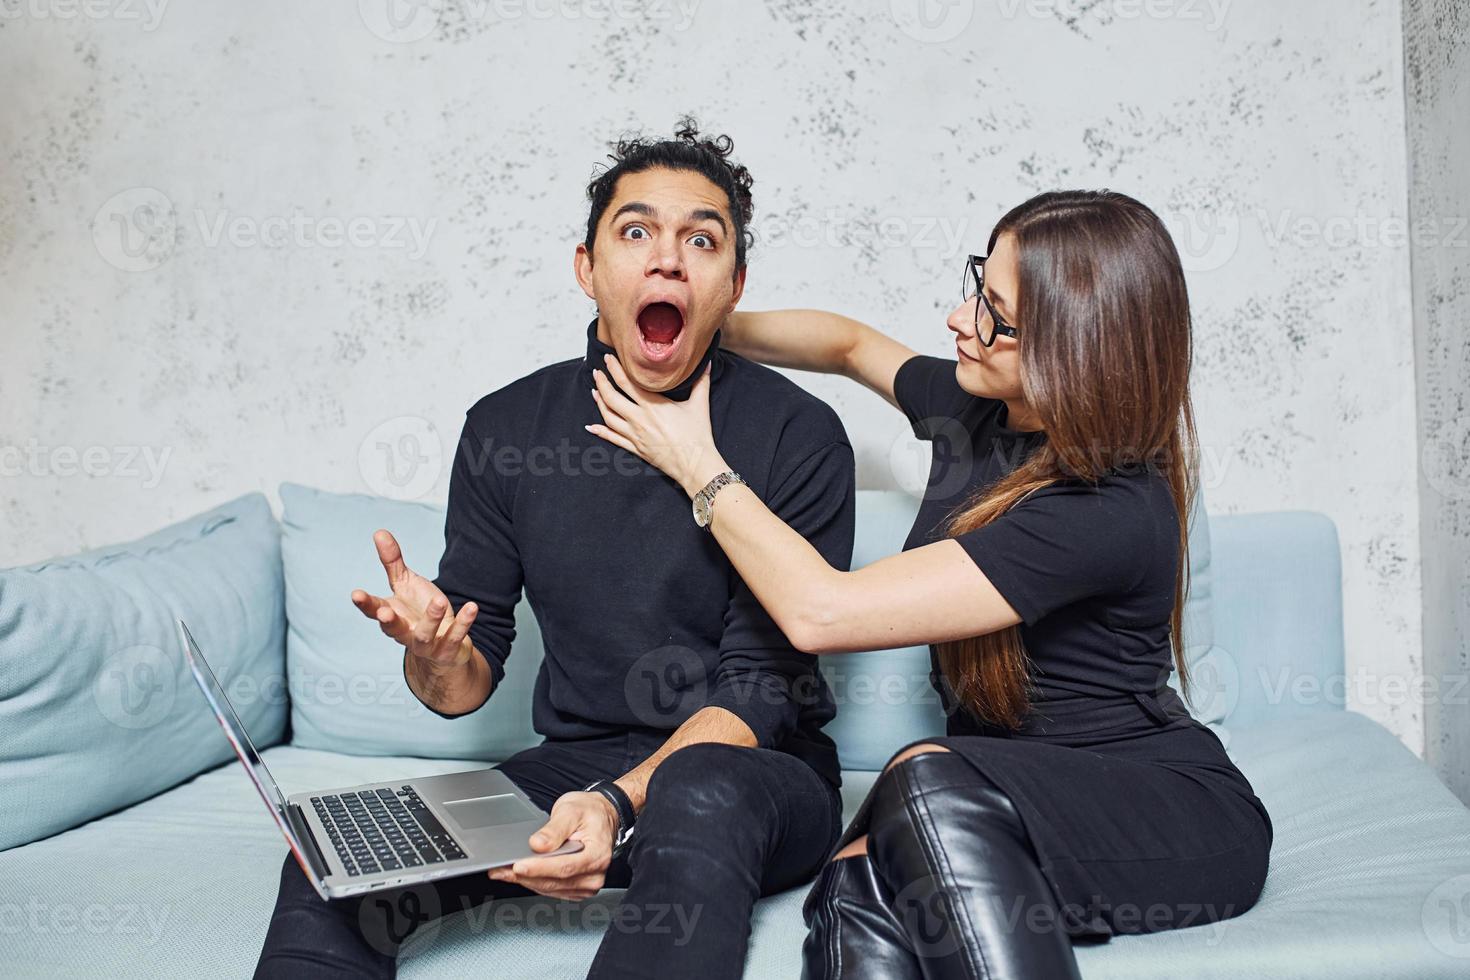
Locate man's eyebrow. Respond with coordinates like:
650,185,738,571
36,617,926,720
609,201,729,235
689,208,728,234
610,202,655,223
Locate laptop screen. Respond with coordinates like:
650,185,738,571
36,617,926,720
177,620,320,888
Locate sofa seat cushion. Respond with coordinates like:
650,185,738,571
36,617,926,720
1071,710,1470,979
2,712,1466,978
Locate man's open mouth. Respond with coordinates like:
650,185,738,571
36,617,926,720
635,301,685,363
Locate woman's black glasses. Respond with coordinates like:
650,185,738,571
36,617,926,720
962,254,1018,347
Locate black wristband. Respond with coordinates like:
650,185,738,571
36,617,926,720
583,779,636,853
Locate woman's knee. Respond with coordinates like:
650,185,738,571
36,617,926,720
830,835,869,862
870,748,1019,843
884,742,951,773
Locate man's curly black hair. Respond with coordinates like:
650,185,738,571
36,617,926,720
584,116,755,276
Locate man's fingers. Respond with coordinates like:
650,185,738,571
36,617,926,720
351,589,386,618
373,603,412,643
529,805,580,854
373,529,410,589
510,848,595,881
439,601,478,651
412,596,448,647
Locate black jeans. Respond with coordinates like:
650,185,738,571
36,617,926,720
255,732,842,980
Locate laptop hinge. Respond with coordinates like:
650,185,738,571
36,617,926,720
285,803,334,882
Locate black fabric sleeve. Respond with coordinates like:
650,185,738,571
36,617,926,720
703,440,856,747
892,354,974,441
951,481,1157,626
424,414,523,718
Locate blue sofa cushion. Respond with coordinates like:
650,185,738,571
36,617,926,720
279,483,543,761
0,493,285,852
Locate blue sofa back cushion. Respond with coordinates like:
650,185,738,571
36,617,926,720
0,493,286,852
282,483,1221,770
280,483,542,761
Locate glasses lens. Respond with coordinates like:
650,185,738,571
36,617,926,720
962,259,978,303
977,299,995,346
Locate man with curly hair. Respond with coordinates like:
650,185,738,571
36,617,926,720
253,120,856,979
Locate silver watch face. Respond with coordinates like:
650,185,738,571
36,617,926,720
692,492,712,527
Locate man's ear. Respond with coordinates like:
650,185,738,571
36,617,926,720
574,243,596,302
727,264,747,313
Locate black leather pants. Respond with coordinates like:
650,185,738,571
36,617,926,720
802,751,1082,980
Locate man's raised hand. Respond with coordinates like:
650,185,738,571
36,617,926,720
351,529,478,671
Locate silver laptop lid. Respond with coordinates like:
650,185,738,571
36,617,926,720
177,620,318,883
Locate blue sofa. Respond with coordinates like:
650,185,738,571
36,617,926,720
3,486,1469,978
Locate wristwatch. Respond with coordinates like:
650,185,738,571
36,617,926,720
583,779,637,856
692,470,746,529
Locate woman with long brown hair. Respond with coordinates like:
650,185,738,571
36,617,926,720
585,190,1272,978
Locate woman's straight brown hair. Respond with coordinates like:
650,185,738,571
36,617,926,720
936,190,1199,730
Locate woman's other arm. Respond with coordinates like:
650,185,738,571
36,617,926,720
725,310,917,409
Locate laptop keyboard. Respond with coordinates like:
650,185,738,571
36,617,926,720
310,786,468,877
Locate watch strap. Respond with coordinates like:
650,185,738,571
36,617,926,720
583,779,636,854
695,470,746,526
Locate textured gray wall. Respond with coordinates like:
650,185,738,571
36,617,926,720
1,1,1426,750
1404,0,1470,800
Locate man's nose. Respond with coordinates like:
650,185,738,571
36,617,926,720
645,234,686,279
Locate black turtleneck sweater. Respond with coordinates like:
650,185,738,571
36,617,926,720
428,320,854,786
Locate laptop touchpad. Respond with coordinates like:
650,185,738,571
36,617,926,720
443,794,541,830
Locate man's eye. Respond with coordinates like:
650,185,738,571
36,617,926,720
689,233,715,249
622,225,650,240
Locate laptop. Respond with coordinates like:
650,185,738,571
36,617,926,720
177,619,582,900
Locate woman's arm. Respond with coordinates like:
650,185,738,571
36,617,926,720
725,310,918,409
695,477,1021,654
587,354,1022,655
